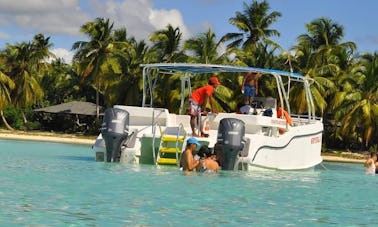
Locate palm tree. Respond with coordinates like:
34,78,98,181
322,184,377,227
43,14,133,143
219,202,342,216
289,42,337,115
332,53,378,148
39,59,87,105
289,17,358,116
221,0,281,50
149,24,186,62
0,60,15,130
1,34,51,124
106,38,151,106
298,17,345,50
147,24,187,110
218,0,282,110
183,29,224,64
72,17,129,118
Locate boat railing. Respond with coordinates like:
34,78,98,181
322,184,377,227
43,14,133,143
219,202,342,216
134,107,166,135
174,123,186,165
290,114,322,124
151,108,167,164
152,123,163,164
161,123,186,163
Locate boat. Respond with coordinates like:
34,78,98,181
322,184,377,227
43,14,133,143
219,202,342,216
93,63,323,170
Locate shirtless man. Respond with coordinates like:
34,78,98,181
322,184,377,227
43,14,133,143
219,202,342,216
241,72,259,104
180,137,201,172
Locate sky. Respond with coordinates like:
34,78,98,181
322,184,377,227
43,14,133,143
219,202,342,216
0,0,377,64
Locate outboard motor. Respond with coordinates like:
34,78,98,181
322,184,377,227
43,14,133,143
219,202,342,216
101,108,129,162
216,118,245,170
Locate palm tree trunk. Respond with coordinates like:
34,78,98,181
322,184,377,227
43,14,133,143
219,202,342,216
96,78,100,120
21,110,28,124
1,110,14,131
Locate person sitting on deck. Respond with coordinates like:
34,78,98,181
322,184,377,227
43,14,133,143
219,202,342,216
189,77,220,137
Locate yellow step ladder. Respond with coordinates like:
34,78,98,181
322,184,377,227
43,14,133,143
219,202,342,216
156,126,186,165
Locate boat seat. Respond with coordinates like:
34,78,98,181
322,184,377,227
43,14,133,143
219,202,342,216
251,97,276,109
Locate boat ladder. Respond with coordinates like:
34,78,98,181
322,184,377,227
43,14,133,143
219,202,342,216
156,125,186,165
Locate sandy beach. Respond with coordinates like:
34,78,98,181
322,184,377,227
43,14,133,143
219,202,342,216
0,129,366,164
0,130,95,145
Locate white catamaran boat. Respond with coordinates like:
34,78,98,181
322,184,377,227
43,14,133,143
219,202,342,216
93,63,323,170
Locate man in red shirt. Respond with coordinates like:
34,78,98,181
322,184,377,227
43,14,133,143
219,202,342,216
189,77,221,137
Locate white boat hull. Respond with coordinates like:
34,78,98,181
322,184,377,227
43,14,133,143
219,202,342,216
241,128,323,170
93,105,323,171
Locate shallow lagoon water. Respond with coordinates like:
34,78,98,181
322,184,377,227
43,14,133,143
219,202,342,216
0,139,377,226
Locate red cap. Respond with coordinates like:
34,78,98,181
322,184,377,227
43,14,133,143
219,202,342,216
209,77,221,85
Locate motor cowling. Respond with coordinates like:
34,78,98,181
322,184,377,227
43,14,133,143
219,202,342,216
101,108,129,162
216,118,245,170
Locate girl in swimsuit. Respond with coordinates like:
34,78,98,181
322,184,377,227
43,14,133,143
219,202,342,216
196,145,219,173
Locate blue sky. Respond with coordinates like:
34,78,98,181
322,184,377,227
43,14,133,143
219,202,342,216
0,0,377,63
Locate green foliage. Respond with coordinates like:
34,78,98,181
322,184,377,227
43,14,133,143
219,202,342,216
1,3,378,151
2,106,23,129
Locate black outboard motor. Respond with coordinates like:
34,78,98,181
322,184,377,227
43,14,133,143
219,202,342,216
101,108,129,162
216,118,245,170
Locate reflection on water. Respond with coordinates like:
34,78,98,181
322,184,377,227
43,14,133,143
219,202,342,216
0,139,377,226
56,155,95,162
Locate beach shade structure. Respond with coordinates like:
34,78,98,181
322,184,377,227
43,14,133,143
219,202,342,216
34,101,104,116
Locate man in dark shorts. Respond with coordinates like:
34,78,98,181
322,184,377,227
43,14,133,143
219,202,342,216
241,72,259,104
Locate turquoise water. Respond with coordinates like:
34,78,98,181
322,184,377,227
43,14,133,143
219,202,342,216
0,139,377,226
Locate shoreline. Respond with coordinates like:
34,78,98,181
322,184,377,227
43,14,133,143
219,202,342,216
0,130,365,164
0,130,95,145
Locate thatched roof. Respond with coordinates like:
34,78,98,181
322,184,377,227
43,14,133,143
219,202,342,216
34,101,103,116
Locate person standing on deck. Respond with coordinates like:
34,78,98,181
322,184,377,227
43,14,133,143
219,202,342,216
241,72,259,104
189,77,220,137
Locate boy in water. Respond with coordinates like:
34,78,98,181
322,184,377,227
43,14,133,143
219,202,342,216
180,137,201,172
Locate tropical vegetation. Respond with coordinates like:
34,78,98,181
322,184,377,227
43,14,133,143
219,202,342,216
0,0,377,152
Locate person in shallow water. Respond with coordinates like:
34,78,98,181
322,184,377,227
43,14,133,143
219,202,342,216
180,137,201,172
364,151,377,175
196,145,219,173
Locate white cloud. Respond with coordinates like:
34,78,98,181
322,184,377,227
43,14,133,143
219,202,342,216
0,0,90,36
149,8,191,40
91,0,155,41
0,0,80,13
90,0,191,41
0,0,192,47
50,48,74,64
